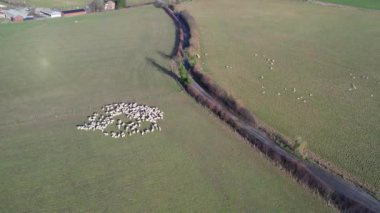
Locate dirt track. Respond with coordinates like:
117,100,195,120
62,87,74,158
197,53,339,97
162,6,380,212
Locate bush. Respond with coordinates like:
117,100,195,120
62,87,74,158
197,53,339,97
154,0,168,8
294,136,308,159
178,63,190,85
89,0,104,12
187,53,197,68
116,0,126,9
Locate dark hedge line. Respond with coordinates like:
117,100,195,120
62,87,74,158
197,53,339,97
191,63,258,126
178,10,200,55
185,82,376,212
177,10,257,126
186,84,373,212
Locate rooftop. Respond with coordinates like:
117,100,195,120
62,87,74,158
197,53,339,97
4,8,30,18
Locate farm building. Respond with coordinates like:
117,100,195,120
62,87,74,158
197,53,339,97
61,8,86,17
12,15,24,22
40,8,61,18
4,8,33,22
104,0,115,10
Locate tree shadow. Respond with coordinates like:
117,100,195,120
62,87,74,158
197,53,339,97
146,57,183,88
163,12,181,58
157,51,171,60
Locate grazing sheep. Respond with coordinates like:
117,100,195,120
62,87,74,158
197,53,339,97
351,83,357,90
76,102,164,140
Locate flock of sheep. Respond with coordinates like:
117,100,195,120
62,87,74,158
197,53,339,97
77,102,164,139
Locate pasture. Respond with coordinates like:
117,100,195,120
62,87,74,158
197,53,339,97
127,0,154,5
179,0,380,193
0,6,334,212
3,0,91,8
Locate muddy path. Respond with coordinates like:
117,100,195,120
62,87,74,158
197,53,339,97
162,6,380,212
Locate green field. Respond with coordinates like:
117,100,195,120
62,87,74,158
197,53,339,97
3,0,91,9
179,0,380,192
3,0,153,10
127,0,154,5
319,0,380,9
0,6,335,212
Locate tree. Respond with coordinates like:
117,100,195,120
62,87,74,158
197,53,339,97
90,0,104,12
178,63,190,85
154,0,167,8
116,0,126,9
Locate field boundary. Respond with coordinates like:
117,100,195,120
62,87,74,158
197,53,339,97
306,0,380,10
307,0,348,8
126,1,154,8
162,5,380,212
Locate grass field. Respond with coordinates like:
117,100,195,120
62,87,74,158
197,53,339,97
2,0,154,10
3,0,91,9
319,0,380,9
2,0,156,11
179,0,380,192
127,0,154,5
0,6,335,212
